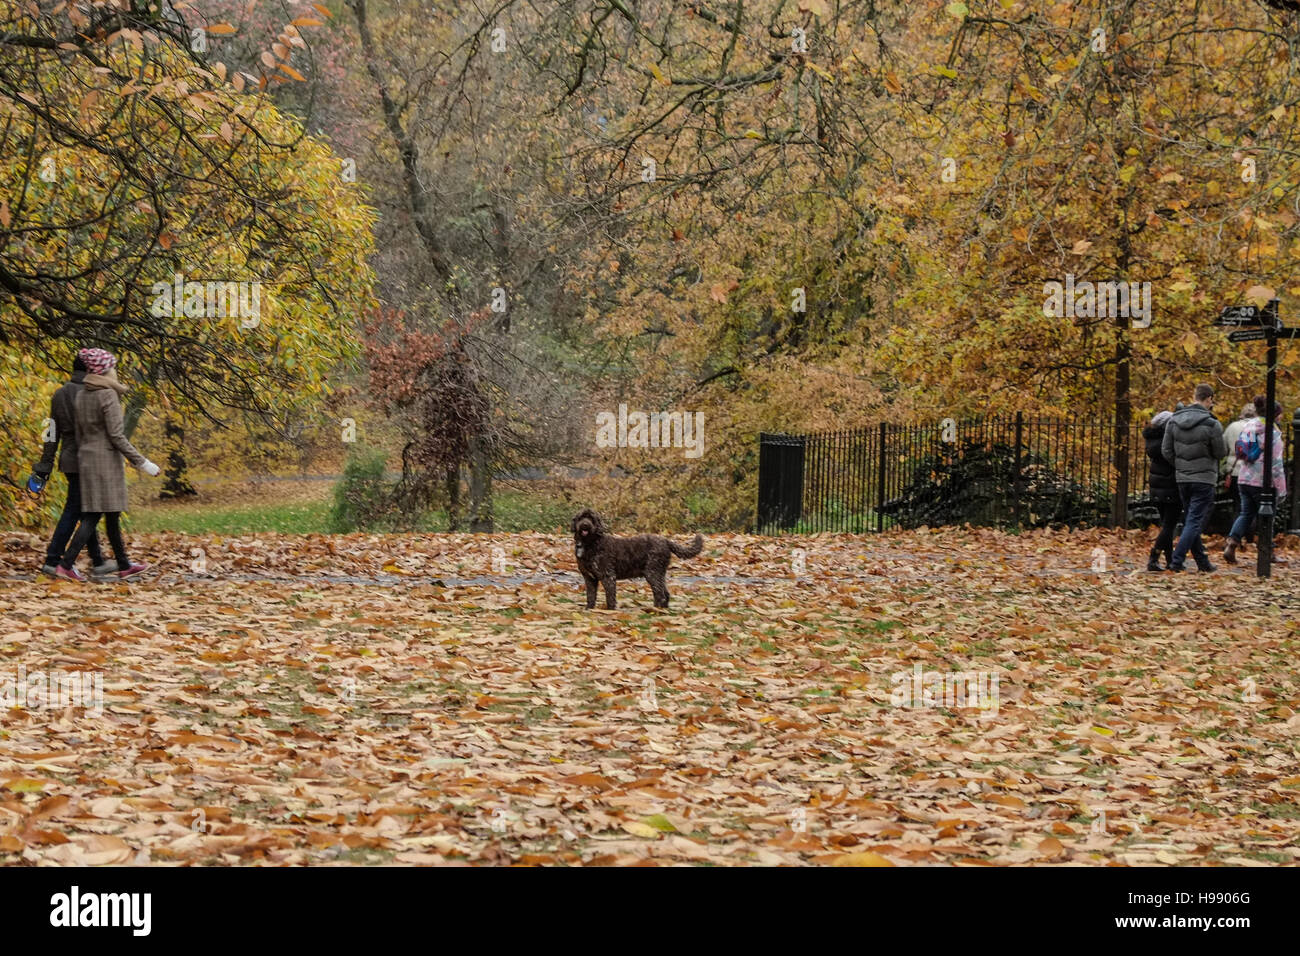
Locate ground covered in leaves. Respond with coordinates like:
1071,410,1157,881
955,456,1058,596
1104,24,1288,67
1,527,1298,866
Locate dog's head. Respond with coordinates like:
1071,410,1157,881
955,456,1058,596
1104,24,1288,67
571,508,606,543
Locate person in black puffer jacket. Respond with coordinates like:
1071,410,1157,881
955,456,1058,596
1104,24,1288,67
1161,384,1227,572
1144,410,1180,571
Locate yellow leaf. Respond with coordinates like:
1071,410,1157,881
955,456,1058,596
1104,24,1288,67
1181,331,1200,357
1071,239,1093,255
1244,284,1275,304
622,821,662,839
207,23,236,35
830,851,895,866
649,62,670,86
808,62,834,83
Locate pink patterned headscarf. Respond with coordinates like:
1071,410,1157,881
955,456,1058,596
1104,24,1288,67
78,348,116,375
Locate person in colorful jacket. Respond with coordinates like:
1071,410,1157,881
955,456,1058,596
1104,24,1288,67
1223,395,1287,564
1221,402,1257,504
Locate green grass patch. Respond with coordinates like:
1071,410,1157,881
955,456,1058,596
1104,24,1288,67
126,499,332,534
126,487,575,535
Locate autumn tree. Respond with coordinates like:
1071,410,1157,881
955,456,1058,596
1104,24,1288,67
874,0,1300,518
0,0,376,516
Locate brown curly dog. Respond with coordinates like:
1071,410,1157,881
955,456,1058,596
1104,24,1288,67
571,508,704,609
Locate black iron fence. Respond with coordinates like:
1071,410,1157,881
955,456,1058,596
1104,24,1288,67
757,415,1297,534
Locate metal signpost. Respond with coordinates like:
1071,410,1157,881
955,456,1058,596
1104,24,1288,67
1214,298,1298,577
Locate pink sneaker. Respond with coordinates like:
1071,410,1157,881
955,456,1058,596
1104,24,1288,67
116,563,149,579
54,565,86,582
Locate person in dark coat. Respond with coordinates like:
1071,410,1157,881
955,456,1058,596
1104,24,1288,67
29,353,114,577
1161,383,1227,572
1143,410,1180,571
55,348,161,581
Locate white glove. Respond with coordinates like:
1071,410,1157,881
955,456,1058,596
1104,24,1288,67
141,460,161,477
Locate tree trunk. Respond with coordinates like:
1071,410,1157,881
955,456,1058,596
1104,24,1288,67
1112,323,1131,528
351,0,459,299
445,463,462,531
122,389,147,439
1107,4,1137,531
467,434,494,532
159,417,197,499
1111,179,1135,529
491,205,511,333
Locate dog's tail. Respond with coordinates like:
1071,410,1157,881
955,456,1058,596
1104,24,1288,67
669,533,704,559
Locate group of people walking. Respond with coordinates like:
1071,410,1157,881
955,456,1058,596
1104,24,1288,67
1144,383,1287,572
30,348,160,581
24,355,1291,580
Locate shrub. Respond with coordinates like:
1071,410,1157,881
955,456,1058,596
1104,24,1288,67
327,446,393,532
879,439,1106,530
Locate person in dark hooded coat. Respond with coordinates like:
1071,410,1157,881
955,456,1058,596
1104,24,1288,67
1143,410,1179,571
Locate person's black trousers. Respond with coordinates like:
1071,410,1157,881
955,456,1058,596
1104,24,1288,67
1152,496,1181,563
61,511,129,571
43,472,103,567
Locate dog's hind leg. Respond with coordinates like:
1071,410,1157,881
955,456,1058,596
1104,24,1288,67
601,575,618,609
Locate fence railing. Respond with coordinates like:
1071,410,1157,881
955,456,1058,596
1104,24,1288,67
757,415,1297,534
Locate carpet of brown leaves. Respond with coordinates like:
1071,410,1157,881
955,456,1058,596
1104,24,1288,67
1,527,1298,866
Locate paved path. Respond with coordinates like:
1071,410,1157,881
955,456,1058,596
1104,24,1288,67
2,550,1287,589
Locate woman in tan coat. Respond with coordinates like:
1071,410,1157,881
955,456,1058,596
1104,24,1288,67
56,348,161,581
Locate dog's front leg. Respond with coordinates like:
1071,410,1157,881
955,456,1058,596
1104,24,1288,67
584,574,598,609
602,575,618,609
